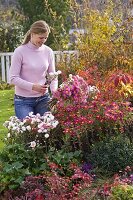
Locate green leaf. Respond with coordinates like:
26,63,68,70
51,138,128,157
39,163,47,170
15,176,24,184
3,163,13,172
13,162,23,169
24,168,31,175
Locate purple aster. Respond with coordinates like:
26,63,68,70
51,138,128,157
130,174,133,182
81,162,92,173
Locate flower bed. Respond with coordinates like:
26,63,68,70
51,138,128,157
0,69,133,199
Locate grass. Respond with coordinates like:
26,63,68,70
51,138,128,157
0,89,14,149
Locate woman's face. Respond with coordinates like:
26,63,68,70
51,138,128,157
31,32,49,47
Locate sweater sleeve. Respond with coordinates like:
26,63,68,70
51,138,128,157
48,50,58,94
9,48,33,91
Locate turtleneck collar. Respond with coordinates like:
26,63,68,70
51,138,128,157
26,41,44,51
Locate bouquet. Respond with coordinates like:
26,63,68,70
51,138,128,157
44,70,62,86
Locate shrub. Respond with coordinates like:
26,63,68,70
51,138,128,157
0,11,23,52
47,148,82,176
110,184,133,200
0,143,49,192
73,1,133,71
89,136,133,175
52,74,133,153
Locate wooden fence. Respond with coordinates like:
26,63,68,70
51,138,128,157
0,50,78,83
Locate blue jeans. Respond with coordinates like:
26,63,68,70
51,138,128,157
14,93,50,120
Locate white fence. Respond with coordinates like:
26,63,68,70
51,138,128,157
0,50,78,83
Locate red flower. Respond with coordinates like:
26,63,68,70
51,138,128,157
35,194,44,200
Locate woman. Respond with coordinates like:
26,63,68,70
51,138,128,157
10,20,58,120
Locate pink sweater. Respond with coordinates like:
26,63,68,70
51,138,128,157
10,41,58,97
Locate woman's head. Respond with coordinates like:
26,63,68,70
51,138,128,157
22,20,50,46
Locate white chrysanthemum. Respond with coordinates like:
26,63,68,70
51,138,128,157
16,128,20,133
26,126,31,131
12,126,18,131
38,122,44,129
50,115,54,120
31,118,36,124
46,118,51,123
88,85,99,93
20,130,23,133
7,133,10,138
48,113,54,119
36,118,41,123
23,119,27,123
29,112,34,117
8,125,11,129
44,133,49,138
30,141,36,148
43,129,48,133
3,121,8,127
36,113,41,118
9,116,18,120
69,74,73,79
49,72,54,76
38,129,43,133
9,122,13,127
54,72,58,75
38,124,41,129
22,126,26,131
41,126,45,131
57,70,62,74
46,122,51,126
52,121,59,128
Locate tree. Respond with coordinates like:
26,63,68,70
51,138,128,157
0,8,23,52
17,0,72,50
68,0,133,70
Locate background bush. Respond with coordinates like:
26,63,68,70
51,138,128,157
88,135,133,175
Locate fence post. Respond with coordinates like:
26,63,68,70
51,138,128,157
1,55,6,82
6,55,10,83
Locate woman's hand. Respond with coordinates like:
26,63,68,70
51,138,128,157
32,84,48,94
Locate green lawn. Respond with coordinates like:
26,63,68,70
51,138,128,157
0,89,15,149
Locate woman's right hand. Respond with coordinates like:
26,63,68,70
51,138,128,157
32,84,48,94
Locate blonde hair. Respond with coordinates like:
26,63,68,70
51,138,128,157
22,20,50,45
